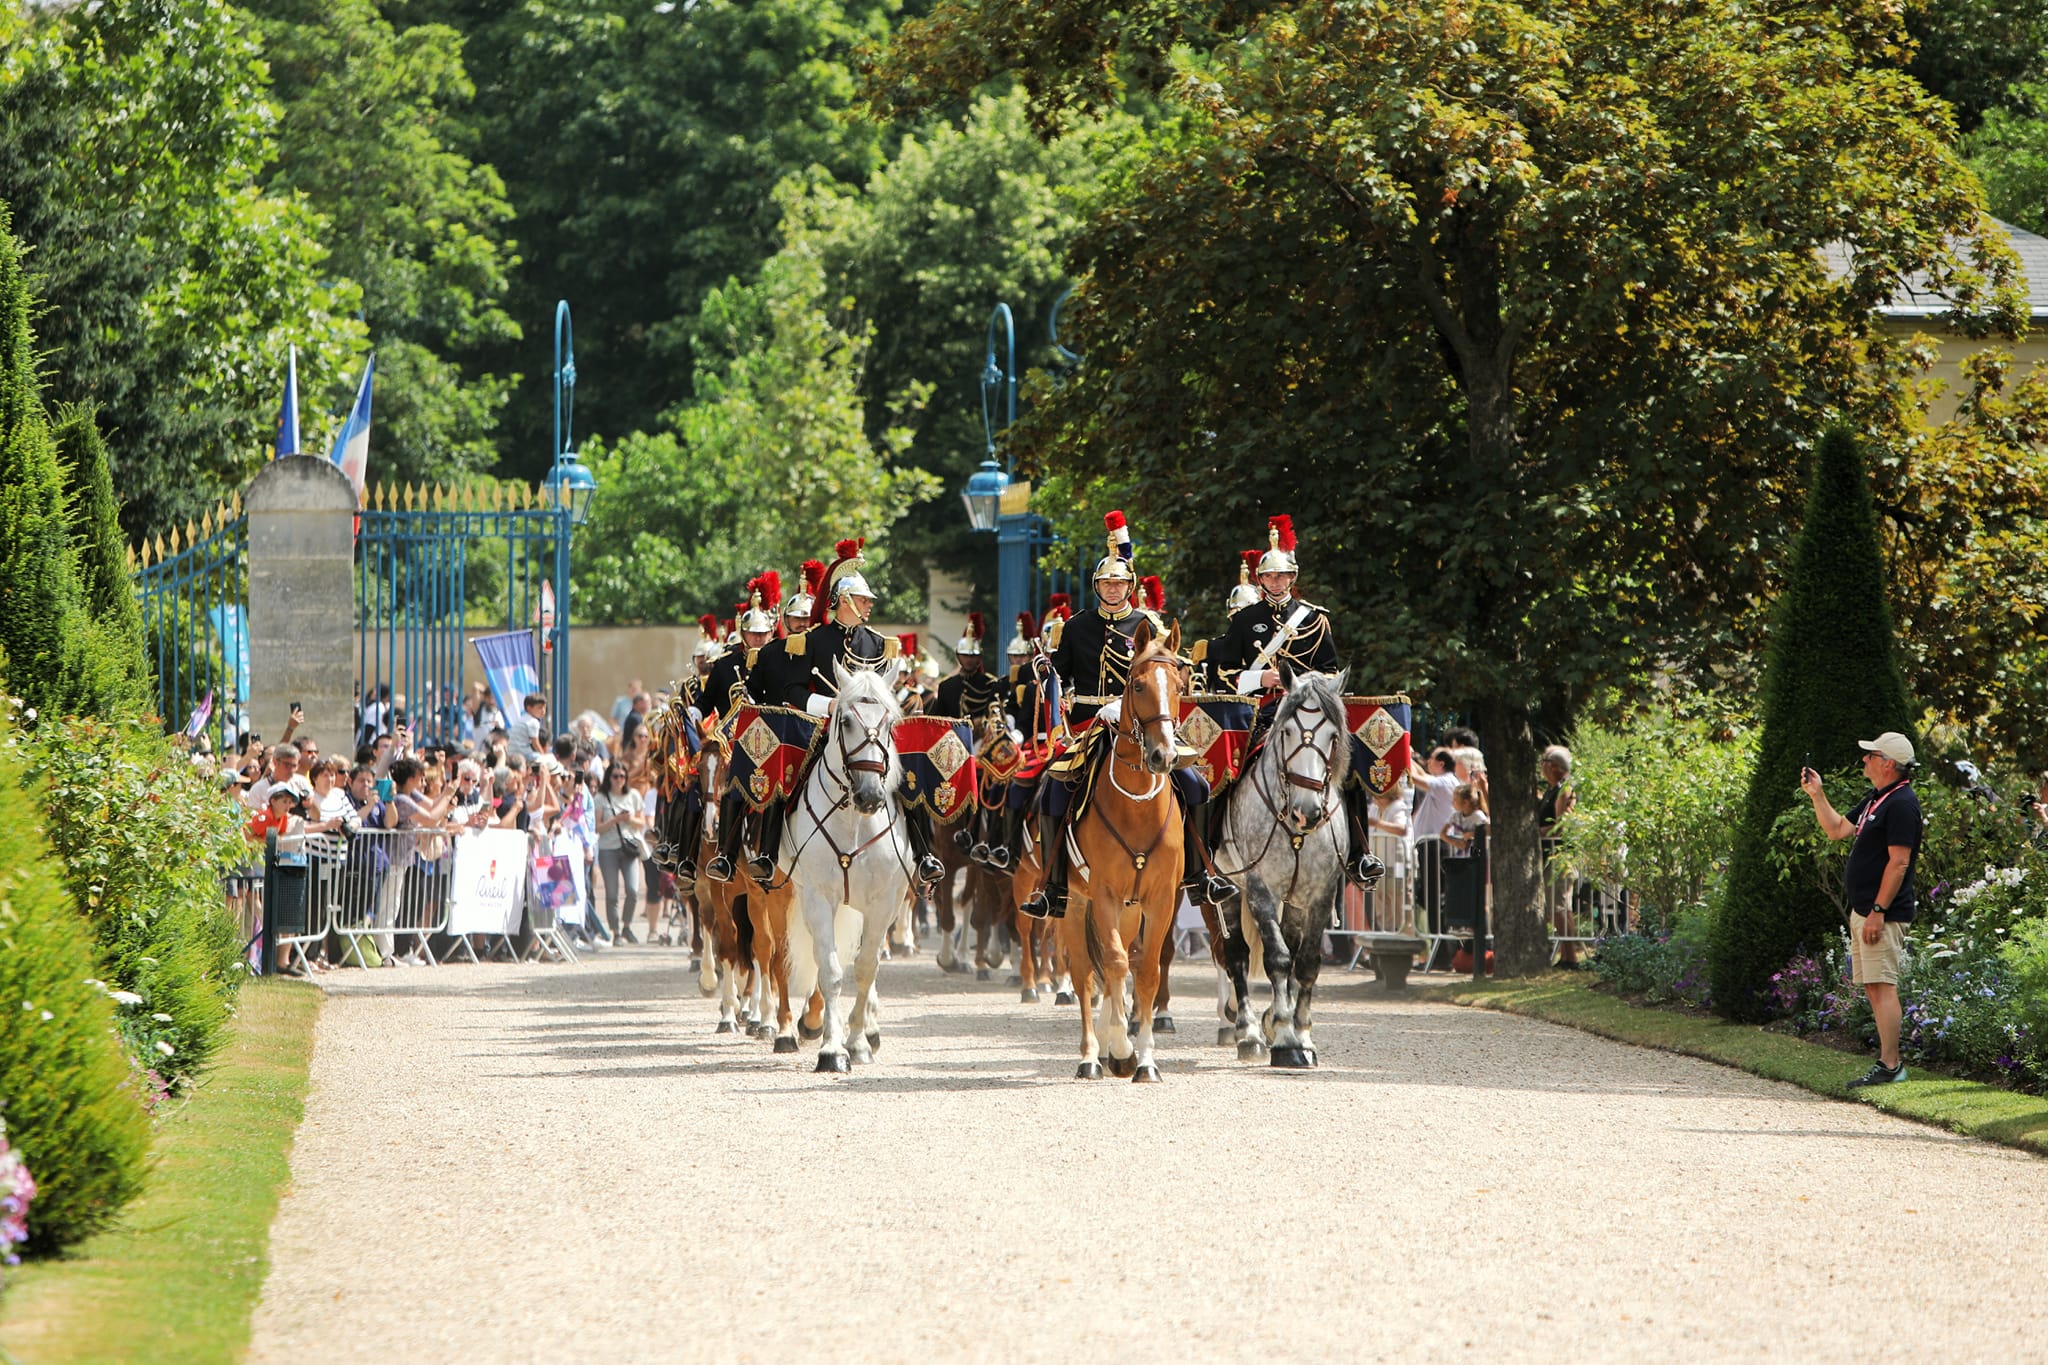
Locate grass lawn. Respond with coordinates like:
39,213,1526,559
0,979,321,1364
1449,974,2048,1156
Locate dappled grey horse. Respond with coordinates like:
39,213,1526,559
1214,667,1352,1067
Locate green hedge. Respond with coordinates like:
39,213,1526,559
24,717,247,1086
0,734,151,1253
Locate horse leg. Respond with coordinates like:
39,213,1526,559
800,890,849,1072
1130,903,1165,1083
1292,916,1324,1067
1238,882,1290,1059
1152,915,1177,1035
768,895,799,1054
1059,897,1102,1078
1249,885,1307,1065
846,904,889,1064
784,895,821,1054
1096,898,1135,1073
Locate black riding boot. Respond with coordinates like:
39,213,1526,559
746,803,785,882
987,803,1024,872
1181,808,1240,906
674,799,704,878
968,806,994,866
706,790,747,883
1022,820,1069,919
1342,783,1388,888
904,808,945,888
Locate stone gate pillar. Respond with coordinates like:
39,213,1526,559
246,457,357,757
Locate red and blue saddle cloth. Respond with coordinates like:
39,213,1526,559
718,707,981,819
1215,692,1414,796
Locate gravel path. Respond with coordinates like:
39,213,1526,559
249,947,2048,1363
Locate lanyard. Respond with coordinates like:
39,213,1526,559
1856,780,1910,837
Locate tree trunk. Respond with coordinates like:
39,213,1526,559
1475,694,1549,976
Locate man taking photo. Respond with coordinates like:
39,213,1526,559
1799,731,1923,1088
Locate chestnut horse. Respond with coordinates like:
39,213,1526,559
1057,620,1185,1082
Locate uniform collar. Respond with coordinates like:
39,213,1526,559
1097,602,1133,621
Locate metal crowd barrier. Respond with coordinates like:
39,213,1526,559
259,827,559,974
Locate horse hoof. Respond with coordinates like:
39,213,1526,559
1236,1039,1265,1061
714,1020,736,1034
1133,1064,1162,1084
1007,973,1023,986
1269,1046,1315,1070
1217,1026,1237,1047
1107,1054,1137,1079
798,1021,821,1041
1021,988,1038,1004
1036,983,1054,998
815,1052,851,1074
976,967,991,982
1154,1013,1176,1035
698,982,717,999
864,1032,881,1055
773,1036,798,1054
1075,1061,1104,1080
1054,991,1076,1006
747,1023,774,1040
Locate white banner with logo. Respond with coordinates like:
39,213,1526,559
446,828,529,934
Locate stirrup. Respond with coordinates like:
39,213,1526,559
705,856,735,884
1349,853,1386,889
952,827,974,850
1022,886,1066,920
677,854,698,877
916,854,944,887
969,841,992,865
1201,872,1240,906
986,845,1013,872
746,853,776,882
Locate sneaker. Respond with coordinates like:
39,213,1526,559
1847,1060,1907,1089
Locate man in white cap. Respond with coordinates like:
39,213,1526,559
1799,730,1923,1088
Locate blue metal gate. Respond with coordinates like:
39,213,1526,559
134,498,249,755
354,480,570,748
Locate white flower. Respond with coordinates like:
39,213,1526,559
109,990,145,1007
153,1040,175,1057
39,1011,52,1022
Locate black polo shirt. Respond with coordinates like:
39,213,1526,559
1842,780,1922,922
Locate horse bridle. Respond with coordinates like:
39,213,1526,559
1212,690,1345,905
769,692,914,902
1085,652,1178,876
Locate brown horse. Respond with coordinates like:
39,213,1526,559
739,862,825,1052
693,747,758,1032
1057,619,1185,1081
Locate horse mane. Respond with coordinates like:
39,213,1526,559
830,665,905,792
1270,671,1351,787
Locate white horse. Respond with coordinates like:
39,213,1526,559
781,662,917,1072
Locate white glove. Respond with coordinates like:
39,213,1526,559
805,694,832,718
1236,668,1262,695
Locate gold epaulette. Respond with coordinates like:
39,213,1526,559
746,647,760,668
1046,616,1065,647
884,637,901,659
788,632,806,657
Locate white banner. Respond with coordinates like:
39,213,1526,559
447,829,529,935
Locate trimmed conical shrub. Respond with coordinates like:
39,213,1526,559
1709,428,1915,1020
54,402,150,717
0,205,93,721
0,734,151,1253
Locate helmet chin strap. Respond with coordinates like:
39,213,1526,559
1263,589,1292,608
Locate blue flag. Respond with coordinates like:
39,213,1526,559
275,345,301,458
472,630,541,720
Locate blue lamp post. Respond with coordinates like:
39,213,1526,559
963,303,1032,643
541,299,596,713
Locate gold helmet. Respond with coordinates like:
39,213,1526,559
737,572,781,634
1256,514,1298,576
692,613,724,660
1007,611,1037,658
955,612,986,658
815,539,873,622
785,559,823,627
1091,509,1136,584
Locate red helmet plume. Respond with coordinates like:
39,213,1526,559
756,570,781,609
967,612,985,640
1018,611,1038,641
835,537,863,561
1267,514,1296,552
1140,575,1165,613
697,613,717,635
800,559,827,595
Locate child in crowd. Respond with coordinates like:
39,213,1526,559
1441,782,1490,858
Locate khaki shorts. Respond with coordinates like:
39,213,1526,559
1849,912,1905,987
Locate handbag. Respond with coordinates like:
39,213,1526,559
607,793,652,860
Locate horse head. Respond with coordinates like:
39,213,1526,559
1124,618,1184,776
1270,667,1349,832
830,659,903,815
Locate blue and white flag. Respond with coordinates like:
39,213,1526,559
207,604,251,704
275,345,301,458
328,353,375,499
472,630,541,720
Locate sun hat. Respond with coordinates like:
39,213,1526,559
1858,732,1915,766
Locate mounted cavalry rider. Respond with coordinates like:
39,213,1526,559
699,574,782,882
710,539,944,890
1189,551,1263,692
1195,514,1381,887
1022,512,1238,919
982,605,1055,873
929,613,1004,723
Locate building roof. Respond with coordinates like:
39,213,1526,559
1829,217,2048,321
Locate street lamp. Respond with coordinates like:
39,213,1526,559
958,302,1034,642
544,299,598,526
961,457,1010,532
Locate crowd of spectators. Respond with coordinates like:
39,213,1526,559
196,678,680,969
